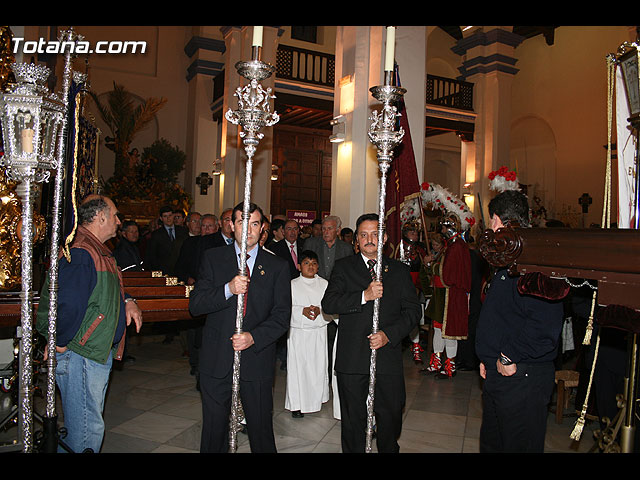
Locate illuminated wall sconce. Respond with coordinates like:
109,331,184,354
212,158,222,175
329,115,345,143
271,164,279,181
462,182,475,209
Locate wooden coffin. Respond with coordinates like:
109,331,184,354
0,271,196,328
478,226,640,312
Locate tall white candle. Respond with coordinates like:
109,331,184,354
384,26,396,72
21,128,34,154
252,26,263,48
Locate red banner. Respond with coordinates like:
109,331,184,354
383,65,421,258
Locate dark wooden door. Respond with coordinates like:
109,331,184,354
271,126,331,218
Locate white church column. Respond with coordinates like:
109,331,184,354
453,26,524,221
220,25,277,215
331,26,427,229
184,29,225,215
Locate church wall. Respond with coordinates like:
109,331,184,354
510,25,632,227
72,26,192,209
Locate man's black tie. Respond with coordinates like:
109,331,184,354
367,259,377,281
239,253,250,315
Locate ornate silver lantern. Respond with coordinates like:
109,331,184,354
0,62,65,452
0,63,65,182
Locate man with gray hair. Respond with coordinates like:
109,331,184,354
185,211,202,236
303,215,354,281
36,194,143,453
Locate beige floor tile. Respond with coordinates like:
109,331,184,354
110,411,198,444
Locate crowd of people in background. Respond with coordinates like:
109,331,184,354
32,164,636,454
94,190,617,454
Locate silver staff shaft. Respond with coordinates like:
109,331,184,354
16,179,35,452
44,28,76,424
224,43,279,452
228,154,253,453
365,160,390,452
365,80,406,453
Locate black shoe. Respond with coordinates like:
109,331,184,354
292,410,304,418
456,363,476,371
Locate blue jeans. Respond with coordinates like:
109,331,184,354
55,349,113,453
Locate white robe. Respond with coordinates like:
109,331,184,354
285,274,331,413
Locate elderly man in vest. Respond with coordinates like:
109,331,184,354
36,195,142,453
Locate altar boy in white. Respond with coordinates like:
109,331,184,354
285,250,331,417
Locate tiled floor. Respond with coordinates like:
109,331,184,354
1,332,601,453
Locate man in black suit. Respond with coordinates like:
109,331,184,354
269,219,304,280
268,219,305,370
189,202,291,453
322,213,421,453
175,212,202,285
264,218,285,251
113,220,144,272
144,205,188,276
197,208,233,253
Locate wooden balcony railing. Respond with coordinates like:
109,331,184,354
276,44,335,87
213,45,335,105
426,74,474,111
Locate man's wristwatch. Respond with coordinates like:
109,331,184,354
125,297,137,304
499,353,513,366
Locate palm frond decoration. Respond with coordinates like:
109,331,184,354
89,82,167,177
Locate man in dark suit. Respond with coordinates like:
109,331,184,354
189,202,291,453
268,219,305,370
322,213,421,453
175,213,218,285
264,218,285,251
196,208,233,255
144,205,188,276
269,219,304,280
175,214,201,285
113,220,144,272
